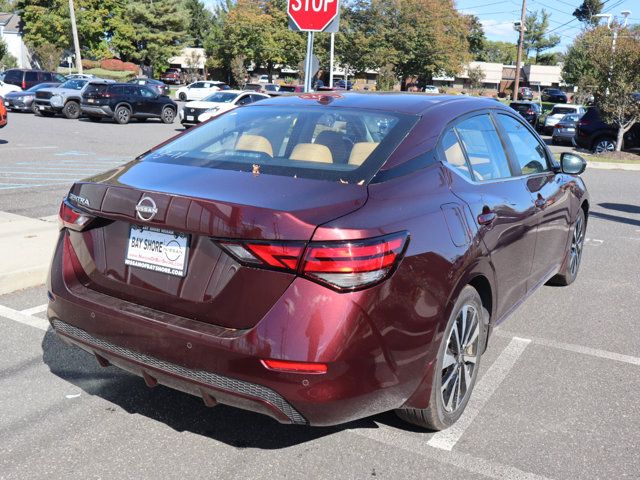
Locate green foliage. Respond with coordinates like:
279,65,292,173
376,64,396,91
573,0,603,27
465,15,486,60
16,0,71,50
0,38,18,69
0,0,16,11
522,9,561,63
183,0,213,48
230,55,247,87
31,43,63,71
479,40,518,64
467,65,485,89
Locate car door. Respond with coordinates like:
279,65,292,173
440,113,539,321
189,82,205,100
138,86,160,116
235,94,253,107
495,113,573,286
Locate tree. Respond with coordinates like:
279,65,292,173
183,0,213,48
376,64,396,91
0,0,16,11
465,15,486,60
467,65,485,90
573,0,603,27
479,40,518,64
31,43,63,71
111,0,189,77
185,49,203,82
521,10,561,63
230,54,247,87
15,0,71,50
0,38,18,69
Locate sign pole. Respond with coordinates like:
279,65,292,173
329,33,335,88
304,32,315,92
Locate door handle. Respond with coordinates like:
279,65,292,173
477,210,497,225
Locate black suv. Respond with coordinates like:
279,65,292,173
541,88,567,103
2,69,66,90
509,101,541,127
80,82,177,124
575,107,640,153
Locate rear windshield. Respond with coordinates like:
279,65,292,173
551,107,576,115
279,86,298,92
142,105,417,184
509,103,534,112
84,84,109,95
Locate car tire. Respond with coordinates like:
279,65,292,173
395,285,487,431
88,116,102,123
593,137,616,154
161,106,176,124
62,100,81,119
30,103,38,114
548,208,586,286
179,92,187,101
114,105,131,125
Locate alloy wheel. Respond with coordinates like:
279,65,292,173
117,107,130,124
569,214,584,277
594,139,615,153
162,107,175,124
441,304,480,413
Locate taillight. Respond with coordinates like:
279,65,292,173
526,109,534,114
58,199,95,231
22,80,26,89
577,120,589,127
261,359,328,374
218,232,409,292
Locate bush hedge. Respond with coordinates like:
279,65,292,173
99,58,139,73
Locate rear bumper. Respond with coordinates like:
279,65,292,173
81,105,112,117
48,232,431,426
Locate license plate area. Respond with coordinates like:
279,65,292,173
125,225,189,277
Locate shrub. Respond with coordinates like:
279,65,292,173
81,59,100,70
100,58,126,71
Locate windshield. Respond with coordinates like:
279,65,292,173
551,107,576,115
142,105,417,184
28,83,56,92
509,103,534,112
60,79,87,90
202,92,239,103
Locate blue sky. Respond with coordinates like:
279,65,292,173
456,0,639,51
202,0,638,52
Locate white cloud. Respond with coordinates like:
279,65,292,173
481,19,517,40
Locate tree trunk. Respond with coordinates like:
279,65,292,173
268,62,273,83
616,124,625,152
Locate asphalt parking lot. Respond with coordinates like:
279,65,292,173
1,110,639,479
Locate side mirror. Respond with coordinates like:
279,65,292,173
560,152,587,175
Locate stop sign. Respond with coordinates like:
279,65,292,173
288,0,339,32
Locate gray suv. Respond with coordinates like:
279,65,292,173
34,79,113,119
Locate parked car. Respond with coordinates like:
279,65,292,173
278,84,304,93
243,82,266,93
2,69,66,90
0,79,21,97
423,85,439,94
3,82,60,113
541,88,567,103
508,101,541,128
160,68,181,85
0,97,7,128
66,73,96,80
50,94,589,430
128,78,170,96
34,78,111,119
516,87,533,101
258,74,269,83
333,79,354,90
179,90,269,127
81,82,178,124
575,105,640,153
542,104,586,134
551,113,582,145
175,81,229,101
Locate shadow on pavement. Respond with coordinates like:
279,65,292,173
41,329,391,449
590,210,640,227
598,202,640,215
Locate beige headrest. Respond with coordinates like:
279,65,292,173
348,142,379,166
290,143,333,163
236,134,273,157
444,141,466,167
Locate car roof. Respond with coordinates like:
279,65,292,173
253,92,506,116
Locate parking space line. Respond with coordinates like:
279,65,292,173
0,304,49,331
349,425,552,480
427,336,531,451
494,330,640,366
20,304,48,316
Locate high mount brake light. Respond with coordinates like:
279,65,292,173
217,232,409,292
58,199,95,231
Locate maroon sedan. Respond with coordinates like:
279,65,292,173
48,93,588,430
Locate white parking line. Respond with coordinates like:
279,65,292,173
0,304,49,331
427,336,531,451
494,330,640,366
350,424,552,480
20,304,48,316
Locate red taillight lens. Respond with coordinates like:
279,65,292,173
22,80,26,89
526,109,534,114
58,199,95,231
217,232,409,292
261,359,328,374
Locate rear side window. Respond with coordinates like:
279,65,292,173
143,105,417,184
496,114,550,175
454,115,511,181
4,70,21,83
25,71,38,82
441,129,476,182
84,84,108,95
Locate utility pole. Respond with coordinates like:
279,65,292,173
69,0,83,74
329,33,335,88
512,0,527,100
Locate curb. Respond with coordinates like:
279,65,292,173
587,161,640,171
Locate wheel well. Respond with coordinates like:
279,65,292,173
581,199,589,222
591,135,616,149
468,275,492,321
115,102,131,111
